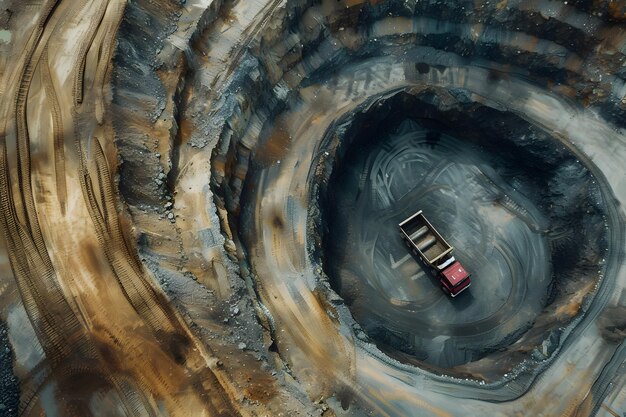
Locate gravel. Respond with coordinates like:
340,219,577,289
0,323,19,417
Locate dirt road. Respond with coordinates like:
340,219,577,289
0,1,243,415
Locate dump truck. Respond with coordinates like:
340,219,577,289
399,210,471,297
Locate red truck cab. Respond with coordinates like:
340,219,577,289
439,260,471,297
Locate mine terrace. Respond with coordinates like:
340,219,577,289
0,1,625,417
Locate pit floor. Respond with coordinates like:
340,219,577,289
327,120,553,368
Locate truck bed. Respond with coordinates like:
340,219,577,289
399,211,452,265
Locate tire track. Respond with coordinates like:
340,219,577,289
92,0,125,124
76,133,239,415
588,340,626,416
78,136,179,333
73,0,109,106
1,1,213,415
40,46,67,215
2,0,90,366
63,1,242,411
0,2,148,414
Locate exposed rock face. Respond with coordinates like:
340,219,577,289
0,0,625,416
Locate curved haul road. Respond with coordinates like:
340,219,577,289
0,1,625,417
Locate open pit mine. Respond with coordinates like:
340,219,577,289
0,0,626,416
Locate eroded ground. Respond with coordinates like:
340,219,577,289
0,0,625,416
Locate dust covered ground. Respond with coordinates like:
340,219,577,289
322,92,607,376
0,0,624,416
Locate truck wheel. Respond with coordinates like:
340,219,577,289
441,286,450,295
